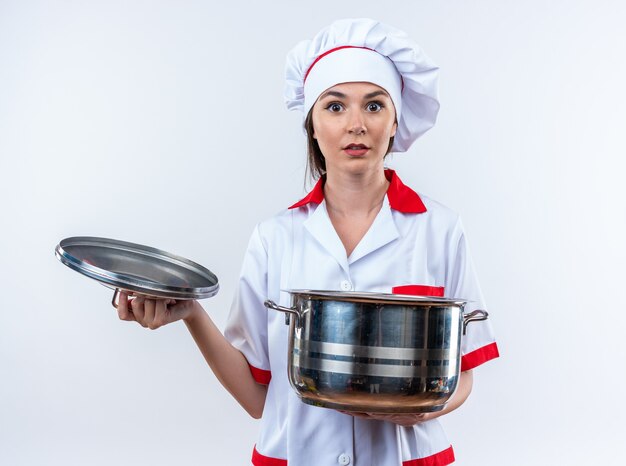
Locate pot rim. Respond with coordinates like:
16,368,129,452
283,289,470,306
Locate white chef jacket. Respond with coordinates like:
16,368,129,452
224,169,499,466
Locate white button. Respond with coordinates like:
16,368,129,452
340,280,352,291
338,454,351,465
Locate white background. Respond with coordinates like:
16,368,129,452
1,1,625,465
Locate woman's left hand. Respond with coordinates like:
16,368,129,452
342,411,432,427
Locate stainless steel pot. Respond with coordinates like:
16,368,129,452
264,290,488,414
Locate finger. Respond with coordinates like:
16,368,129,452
387,413,427,427
163,299,177,310
353,412,419,427
117,292,135,321
389,415,414,427
339,410,371,419
143,299,157,329
153,299,172,329
116,291,127,317
131,295,146,325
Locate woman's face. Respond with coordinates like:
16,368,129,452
311,81,397,177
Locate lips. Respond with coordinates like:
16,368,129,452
343,143,369,156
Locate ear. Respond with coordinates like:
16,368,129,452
391,121,397,138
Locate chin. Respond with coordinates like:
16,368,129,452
338,162,383,176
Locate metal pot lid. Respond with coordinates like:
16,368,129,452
284,289,468,306
55,236,219,300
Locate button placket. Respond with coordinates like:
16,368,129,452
340,280,352,291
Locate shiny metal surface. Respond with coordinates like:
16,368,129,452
266,293,488,414
55,236,219,300
285,289,467,306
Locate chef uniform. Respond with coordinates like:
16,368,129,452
224,18,499,466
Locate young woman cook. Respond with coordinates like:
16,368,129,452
117,18,499,466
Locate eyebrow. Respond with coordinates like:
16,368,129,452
319,90,347,99
364,90,387,99
318,89,389,100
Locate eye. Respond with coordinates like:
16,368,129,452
325,102,344,113
366,101,384,112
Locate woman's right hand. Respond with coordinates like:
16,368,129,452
116,291,200,329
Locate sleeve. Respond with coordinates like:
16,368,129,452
223,224,272,385
446,218,500,372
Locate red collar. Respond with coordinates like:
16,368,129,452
288,169,427,214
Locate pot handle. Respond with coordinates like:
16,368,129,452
112,288,121,309
462,309,489,335
264,300,301,327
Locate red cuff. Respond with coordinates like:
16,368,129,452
252,446,287,466
248,364,272,385
402,445,455,466
461,342,500,371
253,445,454,466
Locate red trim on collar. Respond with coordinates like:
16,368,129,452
385,169,427,213
288,169,427,214
289,177,325,209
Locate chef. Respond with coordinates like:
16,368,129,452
117,18,499,466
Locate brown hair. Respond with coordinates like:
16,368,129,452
304,109,396,182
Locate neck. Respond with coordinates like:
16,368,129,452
324,168,390,217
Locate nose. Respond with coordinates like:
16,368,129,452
347,110,367,135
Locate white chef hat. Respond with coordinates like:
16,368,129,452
284,18,440,152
